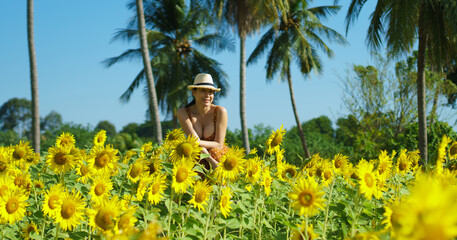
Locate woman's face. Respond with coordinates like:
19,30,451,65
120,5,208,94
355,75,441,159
193,88,215,106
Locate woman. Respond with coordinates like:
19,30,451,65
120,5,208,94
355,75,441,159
177,73,228,170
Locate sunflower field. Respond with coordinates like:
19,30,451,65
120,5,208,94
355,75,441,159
1,126,457,240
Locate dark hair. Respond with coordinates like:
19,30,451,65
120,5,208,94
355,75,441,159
185,98,196,108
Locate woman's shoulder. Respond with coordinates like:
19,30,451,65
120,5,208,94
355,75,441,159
177,106,190,119
214,105,227,113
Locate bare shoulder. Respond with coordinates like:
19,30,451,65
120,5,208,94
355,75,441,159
216,105,227,114
177,107,188,120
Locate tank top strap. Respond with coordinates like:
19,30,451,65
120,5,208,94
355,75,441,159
184,106,192,119
213,106,218,127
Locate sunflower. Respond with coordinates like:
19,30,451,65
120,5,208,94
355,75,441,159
259,169,272,198
358,162,381,200
42,184,65,218
54,190,86,231
122,149,137,164
76,162,94,184
332,153,349,175
163,128,186,151
265,125,286,155
90,175,113,204
88,196,123,234
219,187,233,218
93,130,107,147
87,144,120,176
0,150,12,177
127,157,148,183
215,146,246,182
188,179,213,212
291,222,319,240
21,221,40,239
172,161,197,194
245,156,263,184
10,169,31,192
10,140,34,166
32,179,45,192
288,176,325,217
437,135,452,174
136,174,153,201
56,132,76,149
395,149,411,175
0,177,15,197
169,135,201,163
138,221,165,240
277,161,298,183
146,157,163,176
46,145,78,174
147,173,167,205
320,160,334,187
115,209,138,234
376,150,394,181
140,142,154,158
0,188,29,224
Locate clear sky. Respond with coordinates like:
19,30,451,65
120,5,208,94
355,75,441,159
1,1,385,133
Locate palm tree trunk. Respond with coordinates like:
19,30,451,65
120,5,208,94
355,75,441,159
286,68,310,159
417,4,428,164
430,82,439,126
27,0,40,153
136,0,162,145
239,34,250,153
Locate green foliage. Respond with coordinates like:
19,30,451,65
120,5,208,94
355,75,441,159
40,110,63,132
0,98,31,134
112,132,143,153
41,122,96,150
95,120,117,137
0,130,21,147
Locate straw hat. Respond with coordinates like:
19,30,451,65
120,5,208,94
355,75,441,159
187,73,221,92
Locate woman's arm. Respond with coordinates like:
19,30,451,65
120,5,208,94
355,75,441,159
177,108,201,141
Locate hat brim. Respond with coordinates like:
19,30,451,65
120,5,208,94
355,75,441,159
187,85,221,92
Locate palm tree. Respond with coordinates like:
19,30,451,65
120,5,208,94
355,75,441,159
135,0,162,144
345,0,457,164
104,0,233,128
210,0,271,153
247,0,347,159
27,0,40,153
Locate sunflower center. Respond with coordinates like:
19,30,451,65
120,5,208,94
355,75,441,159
130,164,142,178
351,172,359,180
151,183,160,194
378,163,386,174
176,168,188,183
195,189,206,203
298,192,314,207
315,168,323,177
335,159,343,168
13,147,26,160
61,201,76,219
265,179,271,188
95,209,115,231
60,139,70,147
0,161,6,172
97,136,104,144
271,135,283,148
450,144,457,156
224,156,238,171
94,184,106,196
80,165,89,176
364,173,374,188
285,168,296,179
148,162,157,175
14,176,24,187
177,142,193,158
6,198,19,214
48,195,60,210
95,153,109,168
324,170,332,180
118,214,130,230
399,162,407,171
27,226,36,233
0,186,8,197
54,152,67,165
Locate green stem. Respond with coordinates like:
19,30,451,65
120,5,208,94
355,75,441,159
167,190,174,238
203,196,214,240
350,191,362,237
55,223,60,240
322,179,336,240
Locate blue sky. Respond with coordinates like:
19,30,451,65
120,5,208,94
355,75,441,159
0,1,383,133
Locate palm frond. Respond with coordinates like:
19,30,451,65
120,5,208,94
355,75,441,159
120,69,145,103
345,0,368,35
247,27,276,65
102,49,142,67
